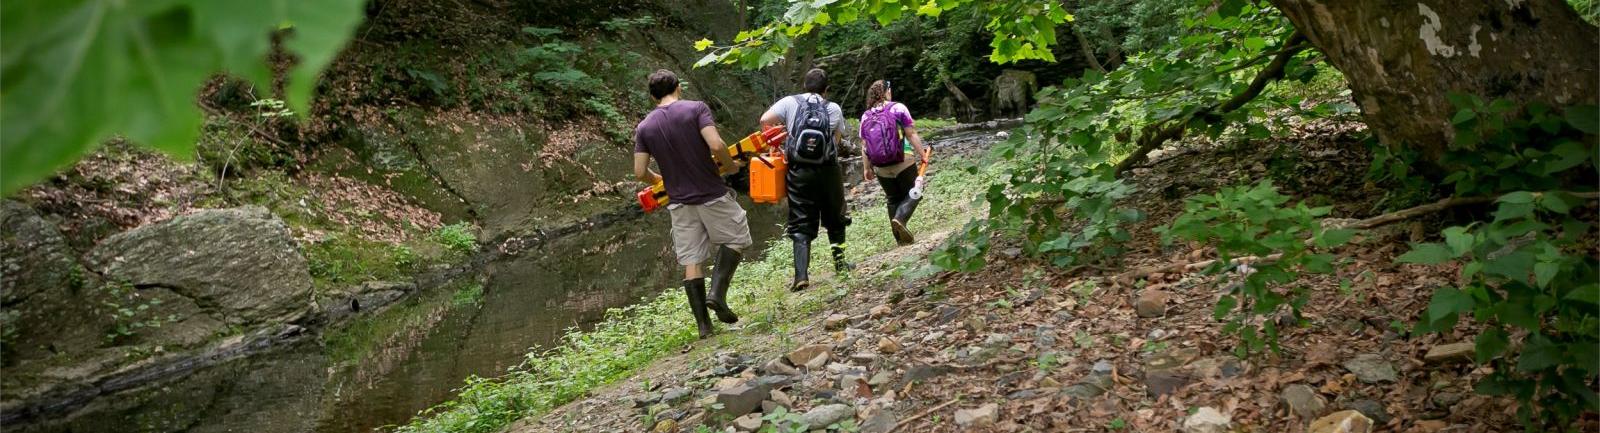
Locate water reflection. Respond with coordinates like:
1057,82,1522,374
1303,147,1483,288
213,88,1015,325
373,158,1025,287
25,197,784,433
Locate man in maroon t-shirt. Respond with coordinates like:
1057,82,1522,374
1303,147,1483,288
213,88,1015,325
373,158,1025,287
634,69,752,339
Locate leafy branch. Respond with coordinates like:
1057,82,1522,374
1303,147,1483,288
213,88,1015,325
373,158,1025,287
692,0,1074,69
1,0,366,194
1112,31,1309,175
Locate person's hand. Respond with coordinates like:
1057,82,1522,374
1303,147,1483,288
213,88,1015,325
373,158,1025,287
864,172,874,183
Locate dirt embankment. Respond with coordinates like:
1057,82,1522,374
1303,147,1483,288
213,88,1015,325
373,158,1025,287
512,120,1585,433
0,0,782,429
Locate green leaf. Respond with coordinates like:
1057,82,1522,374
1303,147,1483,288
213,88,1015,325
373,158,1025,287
1533,261,1559,288
1543,140,1593,174
1442,226,1473,256
1566,284,1600,304
1216,0,1246,17
693,38,713,51
1497,191,1535,204
1494,296,1541,330
1475,327,1508,363
1451,108,1477,125
1538,191,1576,214
1,0,366,195
1483,251,1535,281
1241,37,1266,51
1213,295,1237,320
1453,129,1480,148
1397,243,1454,264
1315,228,1357,248
1516,336,1562,372
1492,202,1534,222
1564,104,1599,134
1427,286,1474,323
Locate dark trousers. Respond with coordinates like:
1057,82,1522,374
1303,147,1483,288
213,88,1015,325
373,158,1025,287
785,162,849,244
876,165,918,221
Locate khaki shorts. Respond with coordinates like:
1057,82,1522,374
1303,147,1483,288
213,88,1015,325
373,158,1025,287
668,193,753,265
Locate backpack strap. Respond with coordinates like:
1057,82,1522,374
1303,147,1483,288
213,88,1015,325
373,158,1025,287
785,95,805,139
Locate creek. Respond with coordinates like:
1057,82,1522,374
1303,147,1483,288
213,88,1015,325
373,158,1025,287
34,196,787,433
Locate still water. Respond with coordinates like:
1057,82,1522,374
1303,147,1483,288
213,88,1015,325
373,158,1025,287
33,196,784,433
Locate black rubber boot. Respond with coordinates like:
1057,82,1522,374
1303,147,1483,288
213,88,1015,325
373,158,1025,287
790,238,812,292
891,198,920,246
706,246,741,324
831,243,854,273
683,279,714,338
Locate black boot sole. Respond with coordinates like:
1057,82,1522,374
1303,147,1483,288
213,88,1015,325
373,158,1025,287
891,220,915,246
706,300,739,324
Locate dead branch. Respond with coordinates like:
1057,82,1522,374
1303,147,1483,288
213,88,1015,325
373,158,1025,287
199,103,292,148
889,399,961,433
1115,191,1600,282
1118,254,1283,284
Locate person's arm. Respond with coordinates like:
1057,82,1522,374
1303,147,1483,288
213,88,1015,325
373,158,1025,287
831,104,850,158
862,153,874,182
904,126,930,164
634,153,660,185
701,125,739,175
895,105,931,164
633,129,662,184
759,110,783,128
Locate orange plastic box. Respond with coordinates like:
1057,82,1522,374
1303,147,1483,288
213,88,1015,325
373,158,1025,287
749,152,787,204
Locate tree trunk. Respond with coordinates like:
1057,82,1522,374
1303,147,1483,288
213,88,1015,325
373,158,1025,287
736,0,747,30
1071,24,1109,73
1269,0,1598,158
1098,26,1123,69
939,69,979,122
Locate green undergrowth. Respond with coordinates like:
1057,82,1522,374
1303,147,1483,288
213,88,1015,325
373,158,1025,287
208,169,474,295
397,157,998,433
843,117,959,137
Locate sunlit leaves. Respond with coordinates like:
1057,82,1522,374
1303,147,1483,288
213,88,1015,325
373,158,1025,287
694,0,1074,69
0,0,365,194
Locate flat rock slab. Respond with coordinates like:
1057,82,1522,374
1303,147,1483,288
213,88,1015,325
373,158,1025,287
1182,407,1232,433
715,383,771,417
800,404,855,429
1340,354,1397,384
787,344,831,369
86,205,312,325
1423,342,1474,363
954,403,998,427
1310,410,1373,433
1281,384,1327,419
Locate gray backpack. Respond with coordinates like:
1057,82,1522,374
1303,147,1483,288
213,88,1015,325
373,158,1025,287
785,95,836,165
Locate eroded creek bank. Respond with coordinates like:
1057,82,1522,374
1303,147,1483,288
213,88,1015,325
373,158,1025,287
13,197,785,433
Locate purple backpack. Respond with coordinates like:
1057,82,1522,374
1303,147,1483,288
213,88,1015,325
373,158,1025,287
860,102,904,167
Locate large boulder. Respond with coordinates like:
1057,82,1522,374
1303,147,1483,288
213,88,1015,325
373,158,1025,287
991,70,1037,118
1,201,104,364
86,206,313,325
1,200,84,305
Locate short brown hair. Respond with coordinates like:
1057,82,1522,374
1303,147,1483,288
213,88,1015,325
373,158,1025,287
648,69,679,99
802,68,828,94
